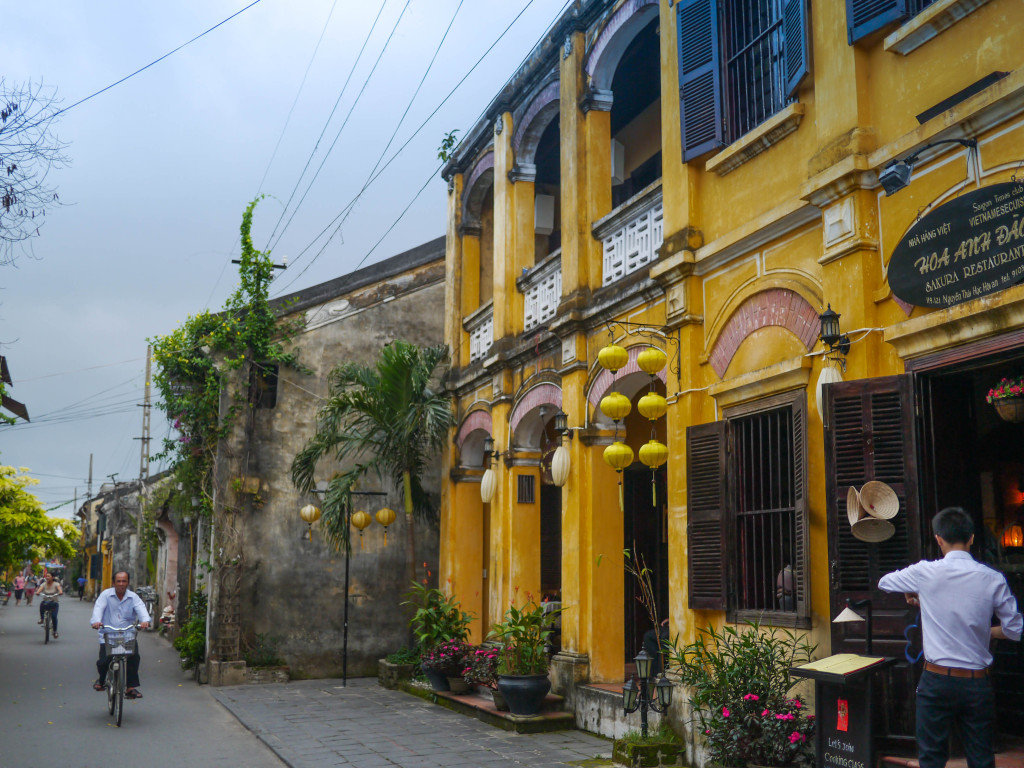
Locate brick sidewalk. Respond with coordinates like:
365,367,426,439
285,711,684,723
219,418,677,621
212,678,614,768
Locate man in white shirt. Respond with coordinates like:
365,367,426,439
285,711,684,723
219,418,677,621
879,507,1022,768
90,571,152,699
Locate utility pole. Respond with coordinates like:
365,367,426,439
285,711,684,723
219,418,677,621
134,346,152,585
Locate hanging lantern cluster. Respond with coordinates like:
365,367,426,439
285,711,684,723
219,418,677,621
299,504,322,542
636,346,668,506
598,342,634,510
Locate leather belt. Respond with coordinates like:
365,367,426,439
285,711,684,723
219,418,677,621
924,661,989,678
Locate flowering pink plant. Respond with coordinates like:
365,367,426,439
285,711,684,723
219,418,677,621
462,645,500,689
699,694,814,767
420,639,470,677
987,376,1024,403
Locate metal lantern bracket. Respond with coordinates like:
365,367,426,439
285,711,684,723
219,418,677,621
602,320,682,387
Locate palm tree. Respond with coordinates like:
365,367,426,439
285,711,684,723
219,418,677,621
291,341,454,584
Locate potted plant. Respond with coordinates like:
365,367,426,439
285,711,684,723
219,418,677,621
668,621,816,768
489,592,560,716
986,376,1024,423
420,639,471,692
403,582,474,691
463,645,506,709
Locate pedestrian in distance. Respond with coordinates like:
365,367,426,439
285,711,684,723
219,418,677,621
13,574,25,605
90,571,152,699
76,575,86,600
879,506,1023,768
36,572,64,638
24,574,37,606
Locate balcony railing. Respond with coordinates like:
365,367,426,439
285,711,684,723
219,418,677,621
593,181,663,287
463,301,494,364
518,248,562,332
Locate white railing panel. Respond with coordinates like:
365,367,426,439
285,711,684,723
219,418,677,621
597,185,664,287
523,256,561,332
468,310,494,364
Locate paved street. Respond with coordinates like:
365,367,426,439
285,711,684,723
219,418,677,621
0,597,284,768
212,679,614,768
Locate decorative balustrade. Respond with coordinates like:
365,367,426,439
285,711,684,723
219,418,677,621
519,249,562,332
593,182,663,286
464,302,494,364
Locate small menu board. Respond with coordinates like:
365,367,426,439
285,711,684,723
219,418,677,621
790,655,895,768
790,654,887,685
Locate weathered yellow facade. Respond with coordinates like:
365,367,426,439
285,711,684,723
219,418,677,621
441,0,1024,746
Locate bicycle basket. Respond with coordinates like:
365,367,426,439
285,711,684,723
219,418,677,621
103,630,137,655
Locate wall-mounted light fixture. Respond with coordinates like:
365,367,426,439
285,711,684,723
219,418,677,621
819,305,851,357
878,138,977,196
550,410,572,488
553,409,572,441
480,436,502,503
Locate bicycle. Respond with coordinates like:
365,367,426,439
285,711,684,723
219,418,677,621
100,624,138,727
41,600,58,643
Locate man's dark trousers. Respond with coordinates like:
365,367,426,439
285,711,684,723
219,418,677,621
916,670,995,768
96,645,141,689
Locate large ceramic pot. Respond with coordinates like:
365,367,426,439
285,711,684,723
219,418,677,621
446,676,470,693
497,674,551,716
422,668,450,691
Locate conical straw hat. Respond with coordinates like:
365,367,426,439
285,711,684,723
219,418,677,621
847,486,865,527
859,481,899,520
851,517,896,543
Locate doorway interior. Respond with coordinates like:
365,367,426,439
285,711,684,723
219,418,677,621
623,465,668,668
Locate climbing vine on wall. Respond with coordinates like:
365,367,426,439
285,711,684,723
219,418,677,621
149,197,306,518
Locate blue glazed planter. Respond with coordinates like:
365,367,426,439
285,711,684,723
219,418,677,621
497,674,550,716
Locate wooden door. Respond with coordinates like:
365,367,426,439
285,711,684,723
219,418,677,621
823,374,921,751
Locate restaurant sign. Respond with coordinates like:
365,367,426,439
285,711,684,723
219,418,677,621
888,182,1024,308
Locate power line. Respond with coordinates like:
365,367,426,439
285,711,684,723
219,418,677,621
266,0,413,253
255,0,341,196
271,0,552,294
52,0,266,119
262,0,389,249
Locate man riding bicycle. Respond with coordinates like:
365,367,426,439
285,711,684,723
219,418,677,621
90,571,151,699
36,572,64,638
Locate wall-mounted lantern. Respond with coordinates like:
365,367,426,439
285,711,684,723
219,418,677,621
878,138,977,196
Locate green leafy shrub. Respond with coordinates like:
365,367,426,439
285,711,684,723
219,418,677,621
243,633,286,668
403,582,474,652
489,592,560,676
173,590,208,670
385,646,421,665
667,621,816,767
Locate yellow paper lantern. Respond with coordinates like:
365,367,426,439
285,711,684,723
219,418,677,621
300,504,321,541
600,391,632,422
375,507,397,545
637,347,667,375
351,510,372,550
603,441,634,471
480,468,497,504
597,343,629,372
637,392,667,421
638,439,669,469
551,445,570,488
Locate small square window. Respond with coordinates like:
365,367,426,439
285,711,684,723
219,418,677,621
517,474,536,504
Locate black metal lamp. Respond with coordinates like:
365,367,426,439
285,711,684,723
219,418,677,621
622,649,673,737
553,409,573,441
819,304,851,356
878,138,977,196
482,436,500,465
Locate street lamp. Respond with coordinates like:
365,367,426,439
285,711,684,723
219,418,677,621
622,649,673,737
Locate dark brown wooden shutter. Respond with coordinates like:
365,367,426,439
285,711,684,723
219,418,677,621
677,0,724,161
783,0,811,98
845,0,908,44
687,420,729,610
823,374,921,743
790,392,810,618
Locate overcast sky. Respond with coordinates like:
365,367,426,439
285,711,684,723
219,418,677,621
2,0,570,515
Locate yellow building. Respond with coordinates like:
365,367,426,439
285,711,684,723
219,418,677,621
440,0,1024,748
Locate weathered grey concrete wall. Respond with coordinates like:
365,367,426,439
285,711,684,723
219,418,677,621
230,253,446,678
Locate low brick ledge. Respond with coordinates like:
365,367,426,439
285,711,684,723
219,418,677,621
398,680,576,734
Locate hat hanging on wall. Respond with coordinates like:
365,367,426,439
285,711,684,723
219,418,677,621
846,486,865,527
858,481,899,520
851,516,896,543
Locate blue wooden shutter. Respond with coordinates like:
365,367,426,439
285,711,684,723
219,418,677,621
783,0,810,98
686,420,729,610
846,0,908,44
677,0,723,161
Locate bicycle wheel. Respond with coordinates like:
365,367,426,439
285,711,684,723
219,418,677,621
114,665,124,727
107,665,116,715
44,614,50,644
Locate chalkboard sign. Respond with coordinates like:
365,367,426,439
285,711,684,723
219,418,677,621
817,680,872,768
888,182,1024,308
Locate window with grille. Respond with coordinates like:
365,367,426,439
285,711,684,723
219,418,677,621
685,389,809,625
676,0,809,160
846,0,939,44
517,474,536,504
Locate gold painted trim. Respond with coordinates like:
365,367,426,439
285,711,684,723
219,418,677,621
708,355,812,409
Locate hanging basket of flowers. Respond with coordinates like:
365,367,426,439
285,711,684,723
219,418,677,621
986,376,1024,423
